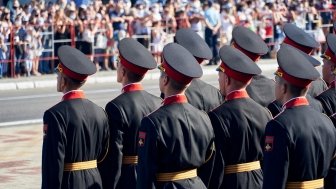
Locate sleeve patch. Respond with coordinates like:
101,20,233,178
138,131,146,147
43,124,48,138
265,136,274,152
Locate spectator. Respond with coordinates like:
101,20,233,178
219,7,235,45
161,4,176,34
74,6,85,55
151,3,162,22
271,2,286,56
0,35,7,79
305,1,316,31
188,1,204,37
110,1,127,42
132,1,151,47
104,16,115,70
175,8,191,30
23,26,34,77
14,16,26,77
151,20,165,62
0,0,331,78
82,21,96,59
203,0,221,65
39,12,53,74
94,15,108,70
10,0,21,23
54,8,71,67
29,11,42,76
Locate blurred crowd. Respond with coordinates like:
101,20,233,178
0,0,335,78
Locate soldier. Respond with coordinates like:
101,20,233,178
42,45,109,189
137,43,215,189
281,23,327,97
98,38,162,189
208,45,272,189
175,28,223,113
268,23,326,116
231,26,275,107
175,27,221,188
262,45,336,189
316,34,336,116
267,45,324,117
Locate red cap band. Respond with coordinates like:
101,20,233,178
120,55,148,75
232,42,261,62
196,57,205,64
275,67,311,88
161,59,193,85
58,63,88,81
283,37,314,55
219,62,253,83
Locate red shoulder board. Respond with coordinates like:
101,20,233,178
43,124,48,138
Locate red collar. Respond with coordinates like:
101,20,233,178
162,94,188,106
329,80,336,88
62,90,86,101
122,83,144,93
283,97,309,109
225,90,249,101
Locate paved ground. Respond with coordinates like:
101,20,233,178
0,124,41,188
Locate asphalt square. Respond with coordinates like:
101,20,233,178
0,124,42,188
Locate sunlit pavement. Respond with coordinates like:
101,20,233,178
0,124,42,188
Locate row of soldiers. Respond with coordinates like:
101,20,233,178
41,23,336,189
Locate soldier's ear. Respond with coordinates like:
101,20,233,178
282,82,288,94
60,75,67,91
163,75,169,86
121,67,126,77
225,74,231,86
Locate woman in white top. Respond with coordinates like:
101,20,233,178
220,8,235,46
151,21,165,63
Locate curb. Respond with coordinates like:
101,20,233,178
0,119,42,127
0,62,279,91
0,67,220,91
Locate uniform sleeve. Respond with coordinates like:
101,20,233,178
325,122,336,189
98,102,124,189
325,157,336,189
262,120,291,189
267,100,282,117
207,111,227,189
41,110,66,189
137,117,158,189
197,114,216,188
316,95,332,116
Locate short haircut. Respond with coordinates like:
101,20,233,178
160,71,188,91
63,74,85,88
126,69,145,83
277,76,308,97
